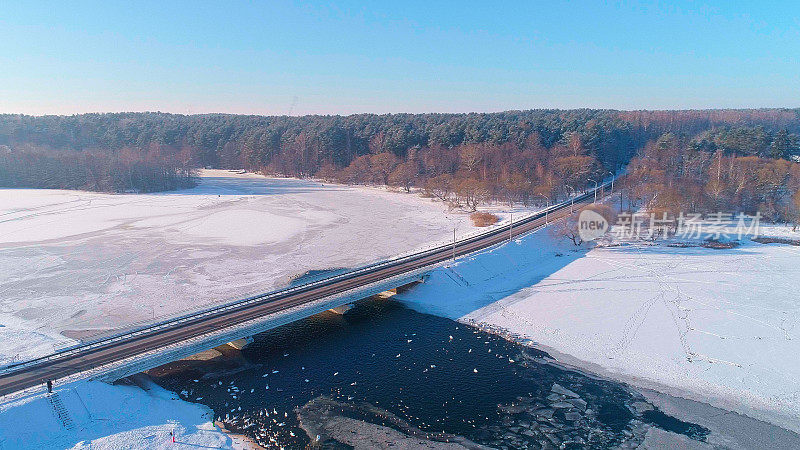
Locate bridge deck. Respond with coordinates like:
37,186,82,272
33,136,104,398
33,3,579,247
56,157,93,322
0,183,610,398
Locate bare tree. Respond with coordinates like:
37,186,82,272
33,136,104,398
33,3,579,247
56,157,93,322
425,174,454,201
370,152,399,185
456,178,489,211
389,161,417,192
550,211,584,246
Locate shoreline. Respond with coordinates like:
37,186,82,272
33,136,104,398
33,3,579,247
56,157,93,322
214,420,266,450
464,318,800,448
534,339,799,433
388,223,800,443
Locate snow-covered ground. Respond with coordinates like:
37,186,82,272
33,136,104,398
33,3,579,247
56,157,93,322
5,170,797,444
395,226,800,434
0,170,476,365
0,378,242,449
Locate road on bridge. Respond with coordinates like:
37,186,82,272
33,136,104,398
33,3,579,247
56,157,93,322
0,182,611,397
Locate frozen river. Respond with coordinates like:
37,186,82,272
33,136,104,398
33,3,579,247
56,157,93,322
150,299,708,449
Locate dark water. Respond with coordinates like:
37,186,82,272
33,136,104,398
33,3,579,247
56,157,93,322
150,299,707,449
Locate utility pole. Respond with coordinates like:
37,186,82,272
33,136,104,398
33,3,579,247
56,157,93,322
566,185,575,213
452,227,456,261
608,171,615,195
588,178,598,203
537,195,550,224
509,212,513,241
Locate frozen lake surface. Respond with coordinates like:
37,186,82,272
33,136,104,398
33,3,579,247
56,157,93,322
0,170,472,364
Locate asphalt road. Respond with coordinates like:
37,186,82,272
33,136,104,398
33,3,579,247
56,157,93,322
0,184,609,397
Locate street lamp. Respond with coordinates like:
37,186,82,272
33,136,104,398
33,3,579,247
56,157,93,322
536,194,550,224
565,185,576,213
606,171,615,195
587,178,598,203
453,227,456,260
509,210,513,241
444,213,458,262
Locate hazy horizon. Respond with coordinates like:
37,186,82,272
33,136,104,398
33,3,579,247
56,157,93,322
3,105,800,119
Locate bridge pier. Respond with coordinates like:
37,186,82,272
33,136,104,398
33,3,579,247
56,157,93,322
328,304,353,314
91,274,430,384
328,285,407,314
375,287,398,299
226,336,254,350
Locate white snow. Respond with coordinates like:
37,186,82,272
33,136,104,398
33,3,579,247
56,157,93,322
0,379,235,449
0,314,76,367
395,226,800,433
7,171,797,442
0,169,475,362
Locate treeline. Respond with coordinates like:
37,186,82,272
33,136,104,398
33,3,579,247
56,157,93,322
318,138,605,209
0,110,646,172
1,110,795,172
623,133,800,223
690,127,799,158
617,109,799,138
1,110,798,206
0,146,196,193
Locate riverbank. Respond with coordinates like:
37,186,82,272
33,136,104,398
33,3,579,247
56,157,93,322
467,319,800,449
394,225,800,444
148,299,711,449
0,377,232,449
214,420,266,450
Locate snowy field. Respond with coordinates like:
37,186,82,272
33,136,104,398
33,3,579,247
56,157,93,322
4,170,798,444
0,378,240,449
395,227,800,434
0,170,475,365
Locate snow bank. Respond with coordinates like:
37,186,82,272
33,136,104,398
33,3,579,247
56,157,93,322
396,231,583,319
395,228,800,433
0,379,232,449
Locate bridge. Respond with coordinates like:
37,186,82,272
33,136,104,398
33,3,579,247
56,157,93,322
0,182,611,398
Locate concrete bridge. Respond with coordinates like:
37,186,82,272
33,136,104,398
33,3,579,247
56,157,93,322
96,273,427,383
0,181,611,398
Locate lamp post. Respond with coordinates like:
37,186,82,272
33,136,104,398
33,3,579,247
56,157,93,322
565,185,576,213
445,213,458,262
453,227,456,261
607,171,615,195
536,194,550,224
509,211,513,241
587,178,598,203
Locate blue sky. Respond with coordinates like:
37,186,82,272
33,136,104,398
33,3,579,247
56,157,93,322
1,1,798,115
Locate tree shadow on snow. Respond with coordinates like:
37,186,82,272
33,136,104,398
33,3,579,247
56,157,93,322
161,176,349,197
393,230,590,320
